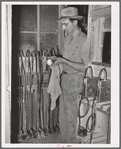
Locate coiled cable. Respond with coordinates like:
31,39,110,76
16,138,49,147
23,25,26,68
78,96,90,118
78,96,96,138
86,97,96,133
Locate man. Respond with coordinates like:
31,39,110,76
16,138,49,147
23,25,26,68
51,7,88,143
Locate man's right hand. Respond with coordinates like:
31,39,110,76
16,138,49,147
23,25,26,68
48,56,57,61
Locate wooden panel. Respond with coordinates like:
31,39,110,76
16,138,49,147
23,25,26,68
100,5,111,8
19,33,37,52
18,5,37,31
98,17,105,62
89,17,105,63
92,5,110,10
92,5,102,10
104,16,111,30
91,18,100,62
90,6,111,18
39,5,58,32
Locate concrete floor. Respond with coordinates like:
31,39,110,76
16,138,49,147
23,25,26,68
19,131,62,144
18,131,108,144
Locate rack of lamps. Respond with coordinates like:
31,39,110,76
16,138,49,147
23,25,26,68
18,49,59,141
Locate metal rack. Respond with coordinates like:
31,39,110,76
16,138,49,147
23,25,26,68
18,50,58,142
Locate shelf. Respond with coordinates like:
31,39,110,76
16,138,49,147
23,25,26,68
20,31,37,34
19,72,41,75
92,62,111,67
18,85,38,90
103,28,111,32
20,31,58,34
81,98,110,116
39,32,58,34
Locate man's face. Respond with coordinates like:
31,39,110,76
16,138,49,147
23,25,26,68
61,18,75,34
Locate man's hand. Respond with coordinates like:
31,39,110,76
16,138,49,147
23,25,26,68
48,56,57,61
48,56,64,66
52,57,65,66
47,56,64,66
48,56,85,72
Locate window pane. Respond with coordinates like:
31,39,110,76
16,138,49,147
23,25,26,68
19,5,37,31
40,5,58,32
40,33,58,52
19,33,37,52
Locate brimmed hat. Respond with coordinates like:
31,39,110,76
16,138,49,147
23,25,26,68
57,7,83,22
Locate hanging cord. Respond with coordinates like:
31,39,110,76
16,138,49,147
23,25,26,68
26,50,31,74
86,97,96,133
18,50,25,141
98,68,107,81
84,66,93,79
31,50,38,133
35,51,43,138
78,97,90,118
35,51,40,133
42,49,47,72
31,51,45,138
31,51,34,73
26,50,33,139
86,113,96,133
26,51,35,139
37,51,46,138
18,51,23,141
87,97,96,143
26,50,31,93
22,50,30,140
78,96,96,139
19,50,29,140
20,50,25,74
28,50,32,93
78,96,90,137
30,51,34,130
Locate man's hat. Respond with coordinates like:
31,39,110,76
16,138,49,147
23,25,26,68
57,7,83,22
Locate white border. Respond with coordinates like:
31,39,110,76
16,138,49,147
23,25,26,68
1,1,118,5
2,1,6,147
1,1,120,148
